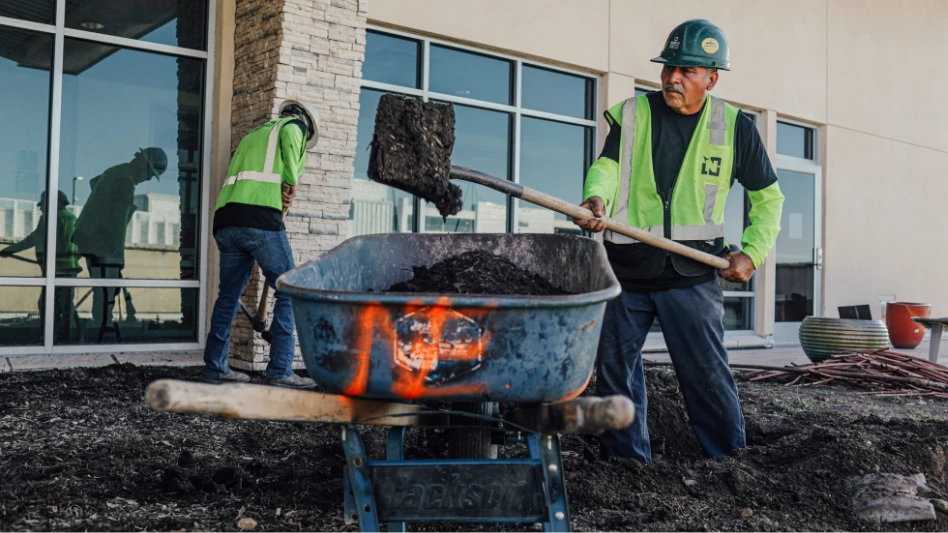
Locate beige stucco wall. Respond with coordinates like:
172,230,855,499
367,0,948,327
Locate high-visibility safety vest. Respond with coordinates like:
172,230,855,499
216,117,306,212
607,94,735,244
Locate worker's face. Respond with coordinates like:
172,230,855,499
660,65,718,115
131,153,155,184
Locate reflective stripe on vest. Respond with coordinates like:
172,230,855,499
604,95,729,244
220,119,286,188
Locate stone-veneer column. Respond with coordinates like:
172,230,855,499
227,0,366,371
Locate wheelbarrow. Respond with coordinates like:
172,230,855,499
146,233,630,531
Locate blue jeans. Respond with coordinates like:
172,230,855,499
596,278,745,462
204,226,296,379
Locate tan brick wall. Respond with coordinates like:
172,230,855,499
227,0,366,371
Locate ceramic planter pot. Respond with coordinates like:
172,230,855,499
798,316,890,363
885,302,932,349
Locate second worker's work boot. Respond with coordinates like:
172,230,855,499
264,373,317,390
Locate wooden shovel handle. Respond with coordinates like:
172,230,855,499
450,166,731,270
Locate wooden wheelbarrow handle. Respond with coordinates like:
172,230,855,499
450,166,732,270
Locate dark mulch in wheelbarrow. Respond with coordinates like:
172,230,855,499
385,250,572,296
4,364,948,531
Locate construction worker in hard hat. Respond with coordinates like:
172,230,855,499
72,147,167,338
0,190,82,341
202,99,319,389
574,19,785,462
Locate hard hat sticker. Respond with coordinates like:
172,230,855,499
701,38,719,54
669,36,681,50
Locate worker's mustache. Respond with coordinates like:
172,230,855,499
663,84,684,95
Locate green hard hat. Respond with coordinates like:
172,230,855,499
650,19,730,71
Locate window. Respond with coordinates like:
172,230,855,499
0,1,212,352
353,29,598,237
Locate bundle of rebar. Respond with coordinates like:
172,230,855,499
740,350,948,398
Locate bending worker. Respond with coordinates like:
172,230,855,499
202,100,319,389
574,20,785,462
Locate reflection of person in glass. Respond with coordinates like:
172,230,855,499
0,190,82,340
71,147,167,338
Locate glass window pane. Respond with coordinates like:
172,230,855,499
776,121,813,159
0,286,45,346
0,26,52,279
65,0,208,50
774,169,816,322
634,88,651,97
429,45,512,105
59,39,205,280
0,2,55,24
724,296,753,330
519,117,589,234
364,31,420,89
350,88,415,236
429,103,510,233
54,286,198,345
521,65,592,120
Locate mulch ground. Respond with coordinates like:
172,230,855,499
3,364,948,531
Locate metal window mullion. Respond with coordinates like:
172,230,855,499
62,28,208,58
427,91,516,114
49,342,202,355
519,108,597,128
0,15,56,34
417,38,431,234
0,278,50,286
41,0,67,353
197,0,218,347
722,291,755,298
54,278,201,288
0,346,47,356
511,59,522,234
360,80,424,98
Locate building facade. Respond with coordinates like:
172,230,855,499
1,0,946,363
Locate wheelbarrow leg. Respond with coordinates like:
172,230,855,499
930,324,944,364
384,427,407,533
341,425,380,532
529,434,570,532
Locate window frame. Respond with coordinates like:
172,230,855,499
0,3,215,355
359,25,600,234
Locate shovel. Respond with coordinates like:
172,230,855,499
237,196,291,344
366,93,729,270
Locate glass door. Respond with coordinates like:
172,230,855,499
773,162,822,345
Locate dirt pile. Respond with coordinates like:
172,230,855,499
384,250,571,296
2,364,948,531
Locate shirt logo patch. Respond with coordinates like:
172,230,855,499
701,156,722,177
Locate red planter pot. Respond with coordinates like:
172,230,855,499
885,302,932,349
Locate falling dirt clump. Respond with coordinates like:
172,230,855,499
368,93,462,218
384,250,572,296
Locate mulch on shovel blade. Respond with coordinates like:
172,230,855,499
367,93,463,218
3,364,948,531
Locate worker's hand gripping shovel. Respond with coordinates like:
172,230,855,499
238,184,293,344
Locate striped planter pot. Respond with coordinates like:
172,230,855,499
798,316,890,363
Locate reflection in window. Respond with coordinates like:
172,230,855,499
522,65,593,120
0,286,44,346
65,0,208,50
434,104,511,233
349,88,415,237
58,39,204,282
519,118,590,234
777,121,814,160
0,2,55,24
0,26,52,278
54,286,198,345
719,183,752,293
364,31,420,88
429,45,512,105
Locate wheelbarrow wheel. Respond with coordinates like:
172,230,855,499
448,401,498,459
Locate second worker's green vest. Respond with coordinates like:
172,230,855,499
603,94,738,245
216,117,304,212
